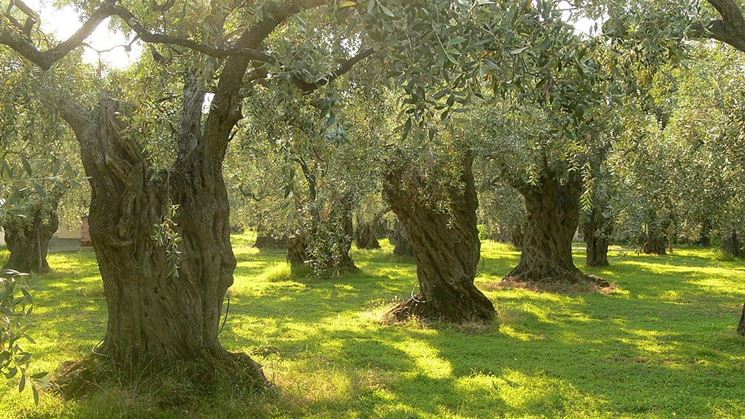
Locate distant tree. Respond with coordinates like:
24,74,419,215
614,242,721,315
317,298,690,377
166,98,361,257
0,52,84,273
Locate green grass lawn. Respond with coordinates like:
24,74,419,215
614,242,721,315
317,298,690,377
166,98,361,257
2,235,745,418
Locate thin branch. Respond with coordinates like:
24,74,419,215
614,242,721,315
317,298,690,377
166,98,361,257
109,5,275,62
292,48,375,92
0,0,279,71
0,0,119,70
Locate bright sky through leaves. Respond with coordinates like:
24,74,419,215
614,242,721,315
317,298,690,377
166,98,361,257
25,0,143,69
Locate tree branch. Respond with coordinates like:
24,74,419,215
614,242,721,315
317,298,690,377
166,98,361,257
292,48,375,92
109,5,275,62
0,0,118,70
0,0,280,71
705,0,745,53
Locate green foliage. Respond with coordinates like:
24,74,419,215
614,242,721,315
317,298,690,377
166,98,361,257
0,49,87,230
151,204,183,279
0,269,45,404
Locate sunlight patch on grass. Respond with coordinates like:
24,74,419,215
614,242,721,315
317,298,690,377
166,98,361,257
3,236,745,417
393,339,453,379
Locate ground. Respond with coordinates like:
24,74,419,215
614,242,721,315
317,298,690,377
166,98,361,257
1,234,744,418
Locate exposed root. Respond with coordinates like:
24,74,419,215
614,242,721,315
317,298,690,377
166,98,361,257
384,294,496,325
52,350,272,404
498,270,615,294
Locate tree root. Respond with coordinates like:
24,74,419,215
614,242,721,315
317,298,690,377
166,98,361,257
500,267,614,294
385,294,496,324
51,350,271,404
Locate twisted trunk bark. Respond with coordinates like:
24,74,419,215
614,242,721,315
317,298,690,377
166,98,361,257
505,174,589,284
383,155,494,323
56,95,267,394
2,198,60,274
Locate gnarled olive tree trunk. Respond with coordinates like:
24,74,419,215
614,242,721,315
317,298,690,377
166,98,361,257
641,212,668,255
288,192,357,275
505,174,588,284
2,196,61,274
642,224,667,255
583,207,611,267
59,97,266,385
383,155,494,323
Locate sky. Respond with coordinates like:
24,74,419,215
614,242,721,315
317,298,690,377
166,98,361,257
23,0,142,69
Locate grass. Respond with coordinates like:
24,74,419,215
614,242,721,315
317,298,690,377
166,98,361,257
1,234,745,418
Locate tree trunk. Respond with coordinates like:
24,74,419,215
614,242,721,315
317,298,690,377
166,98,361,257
383,155,495,323
254,232,287,249
56,96,267,392
510,222,526,248
287,233,309,266
642,223,667,255
722,230,742,258
505,174,590,284
583,208,611,267
389,220,414,257
338,195,357,270
354,215,381,249
2,198,60,274
287,193,357,275
738,303,745,336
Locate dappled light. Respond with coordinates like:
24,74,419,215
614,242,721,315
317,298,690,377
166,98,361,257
2,235,744,416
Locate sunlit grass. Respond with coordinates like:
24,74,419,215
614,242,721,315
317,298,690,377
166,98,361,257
1,235,745,418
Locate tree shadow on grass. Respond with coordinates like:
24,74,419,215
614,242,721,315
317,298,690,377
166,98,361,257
8,236,745,417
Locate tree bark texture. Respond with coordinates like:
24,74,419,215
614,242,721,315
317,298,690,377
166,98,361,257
2,197,61,274
642,225,668,255
738,303,745,336
383,155,495,323
60,97,267,384
505,173,589,283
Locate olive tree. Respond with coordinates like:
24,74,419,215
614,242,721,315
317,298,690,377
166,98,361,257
1,0,375,390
